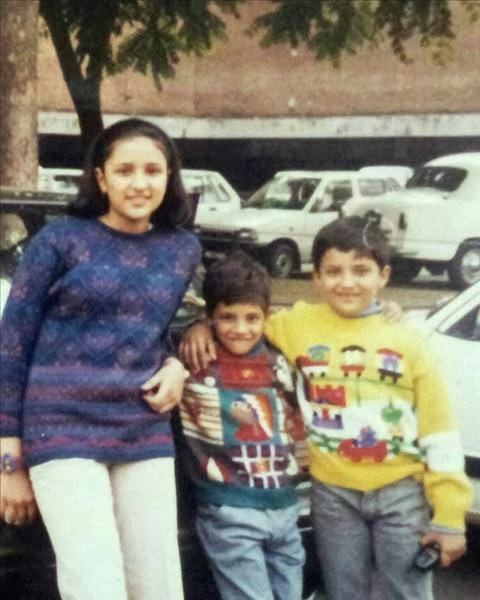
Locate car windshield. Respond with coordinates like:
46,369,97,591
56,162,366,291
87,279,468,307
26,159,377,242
405,166,466,193
246,176,321,209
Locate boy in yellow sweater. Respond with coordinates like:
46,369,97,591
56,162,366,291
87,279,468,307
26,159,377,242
180,216,472,600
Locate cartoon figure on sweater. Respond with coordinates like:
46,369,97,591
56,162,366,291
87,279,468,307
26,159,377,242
231,393,273,441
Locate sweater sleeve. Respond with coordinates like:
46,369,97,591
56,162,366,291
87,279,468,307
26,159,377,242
0,225,66,436
265,302,306,364
412,335,473,531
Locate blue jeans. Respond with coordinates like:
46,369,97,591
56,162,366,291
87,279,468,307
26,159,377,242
311,477,433,600
196,503,305,600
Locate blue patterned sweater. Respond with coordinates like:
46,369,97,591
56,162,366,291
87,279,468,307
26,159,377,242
0,217,201,466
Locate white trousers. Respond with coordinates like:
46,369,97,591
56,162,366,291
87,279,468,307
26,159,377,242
30,457,184,600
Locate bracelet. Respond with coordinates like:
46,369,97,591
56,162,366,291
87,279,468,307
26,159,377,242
0,452,24,474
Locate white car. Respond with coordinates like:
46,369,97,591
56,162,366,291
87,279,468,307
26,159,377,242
37,167,83,194
357,165,413,188
348,153,480,288
180,169,242,227
196,170,401,277
406,281,480,525
35,167,242,229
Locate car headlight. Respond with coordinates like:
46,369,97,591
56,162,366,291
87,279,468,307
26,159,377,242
237,228,258,241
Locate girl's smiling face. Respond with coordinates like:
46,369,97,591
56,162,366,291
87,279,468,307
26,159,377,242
314,247,390,317
95,136,169,233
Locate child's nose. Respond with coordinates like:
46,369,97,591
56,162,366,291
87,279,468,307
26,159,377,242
232,319,249,333
130,171,148,188
339,271,355,286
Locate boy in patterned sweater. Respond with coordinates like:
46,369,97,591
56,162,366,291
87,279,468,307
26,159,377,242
263,216,472,600
179,251,307,600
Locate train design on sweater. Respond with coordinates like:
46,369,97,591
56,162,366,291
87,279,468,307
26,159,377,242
296,342,419,462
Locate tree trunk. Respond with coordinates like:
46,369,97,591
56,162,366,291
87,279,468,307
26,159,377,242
40,0,105,152
0,0,39,188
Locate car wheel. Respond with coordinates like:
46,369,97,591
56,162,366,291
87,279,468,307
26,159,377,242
266,243,296,278
390,259,422,283
448,243,480,288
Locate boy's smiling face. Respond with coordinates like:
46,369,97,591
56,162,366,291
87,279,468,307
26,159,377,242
211,302,266,355
314,247,390,318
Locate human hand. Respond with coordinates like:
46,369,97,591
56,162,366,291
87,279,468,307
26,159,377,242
420,530,467,567
0,470,37,526
178,322,216,374
141,358,189,413
380,299,403,323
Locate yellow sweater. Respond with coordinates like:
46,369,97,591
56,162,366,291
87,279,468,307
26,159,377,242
265,301,473,531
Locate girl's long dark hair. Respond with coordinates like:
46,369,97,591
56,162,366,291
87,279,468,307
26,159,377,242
67,118,192,229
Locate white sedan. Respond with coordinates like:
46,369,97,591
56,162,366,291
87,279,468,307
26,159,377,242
407,281,480,525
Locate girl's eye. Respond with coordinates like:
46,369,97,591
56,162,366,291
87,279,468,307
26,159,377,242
146,166,163,175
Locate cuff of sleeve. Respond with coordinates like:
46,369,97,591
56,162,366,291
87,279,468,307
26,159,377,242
429,523,464,535
431,505,468,532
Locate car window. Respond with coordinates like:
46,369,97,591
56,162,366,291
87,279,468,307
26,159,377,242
313,180,352,211
358,178,388,197
246,176,321,209
387,178,402,190
444,305,480,341
183,175,221,205
406,166,467,192
213,180,231,203
182,174,204,199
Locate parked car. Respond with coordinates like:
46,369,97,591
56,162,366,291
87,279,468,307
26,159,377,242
37,167,83,194
357,165,413,187
0,188,69,283
406,281,480,525
180,169,242,227
347,153,480,288
0,186,323,600
196,170,401,278
35,167,242,228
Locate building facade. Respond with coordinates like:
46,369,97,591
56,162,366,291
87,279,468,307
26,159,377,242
37,0,480,191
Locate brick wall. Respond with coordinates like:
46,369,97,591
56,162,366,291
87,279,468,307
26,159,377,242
37,0,480,119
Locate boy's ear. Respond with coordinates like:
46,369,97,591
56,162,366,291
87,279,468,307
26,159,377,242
312,269,322,287
380,265,391,288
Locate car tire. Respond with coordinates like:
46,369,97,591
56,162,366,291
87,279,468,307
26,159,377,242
448,242,480,289
266,243,296,278
390,259,422,284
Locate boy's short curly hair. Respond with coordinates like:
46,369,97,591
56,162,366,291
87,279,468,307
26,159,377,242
312,216,391,271
203,250,271,316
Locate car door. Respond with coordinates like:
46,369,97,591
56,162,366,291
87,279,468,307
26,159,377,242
430,299,480,459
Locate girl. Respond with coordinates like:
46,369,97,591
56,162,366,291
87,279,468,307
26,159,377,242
0,118,202,600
